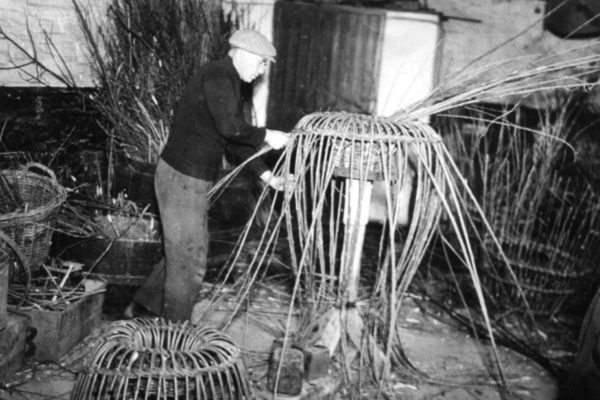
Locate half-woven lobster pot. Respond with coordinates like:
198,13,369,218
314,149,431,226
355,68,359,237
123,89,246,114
295,112,437,181
0,164,66,272
71,318,253,400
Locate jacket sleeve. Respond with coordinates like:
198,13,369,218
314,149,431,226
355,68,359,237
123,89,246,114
227,142,270,177
203,74,266,148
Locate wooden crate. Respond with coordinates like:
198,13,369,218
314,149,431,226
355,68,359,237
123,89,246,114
0,312,29,382
23,279,105,362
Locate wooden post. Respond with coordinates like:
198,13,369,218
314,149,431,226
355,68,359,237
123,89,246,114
317,178,373,355
342,179,373,304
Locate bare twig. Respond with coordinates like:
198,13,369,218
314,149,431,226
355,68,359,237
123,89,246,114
0,19,77,87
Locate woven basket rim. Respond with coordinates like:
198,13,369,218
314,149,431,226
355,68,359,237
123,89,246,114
0,169,67,224
295,111,443,144
297,128,442,144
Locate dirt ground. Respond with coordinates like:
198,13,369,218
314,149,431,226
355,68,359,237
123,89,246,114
0,279,560,400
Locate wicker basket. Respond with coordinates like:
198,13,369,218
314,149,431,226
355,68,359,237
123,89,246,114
0,163,67,272
483,237,594,316
71,318,253,400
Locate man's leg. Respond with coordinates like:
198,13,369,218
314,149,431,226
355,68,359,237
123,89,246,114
158,159,211,321
134,158,211,321
131,258,165,316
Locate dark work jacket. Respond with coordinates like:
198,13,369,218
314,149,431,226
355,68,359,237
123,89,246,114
161,56,267,181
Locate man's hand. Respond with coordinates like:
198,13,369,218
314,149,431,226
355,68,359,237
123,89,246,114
265,129,291,150
260,170,296,192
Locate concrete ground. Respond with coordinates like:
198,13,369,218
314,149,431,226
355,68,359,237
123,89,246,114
0,282,557,400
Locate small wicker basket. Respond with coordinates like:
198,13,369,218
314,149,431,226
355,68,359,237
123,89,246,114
71,318,253,400
0,163,67,272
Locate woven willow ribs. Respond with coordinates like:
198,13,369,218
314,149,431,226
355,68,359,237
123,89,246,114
72,318,252,399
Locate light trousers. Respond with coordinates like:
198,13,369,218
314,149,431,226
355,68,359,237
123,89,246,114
134,158,211,321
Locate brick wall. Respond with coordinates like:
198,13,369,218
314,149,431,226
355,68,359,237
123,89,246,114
0,0,109,87
428,0,596,107
429,0,591,79
1,0,595,92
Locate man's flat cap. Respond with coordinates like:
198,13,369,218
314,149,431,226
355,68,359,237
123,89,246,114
229,29,276,63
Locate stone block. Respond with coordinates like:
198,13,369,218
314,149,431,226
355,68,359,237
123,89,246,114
266,339,304,396
303,344,330,381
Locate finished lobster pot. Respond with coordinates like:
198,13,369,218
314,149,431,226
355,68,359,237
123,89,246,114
0,163,67,273
71,318,253,400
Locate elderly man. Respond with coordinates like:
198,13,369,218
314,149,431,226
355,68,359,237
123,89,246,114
128,29,291,322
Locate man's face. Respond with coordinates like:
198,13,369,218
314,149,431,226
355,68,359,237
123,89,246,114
237,50,268,83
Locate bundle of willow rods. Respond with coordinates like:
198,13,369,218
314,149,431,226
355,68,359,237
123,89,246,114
74,0,226,163
55,194,158,239
7,280,87,312
72,318,252,400
442,103,600,317
395,40,600,122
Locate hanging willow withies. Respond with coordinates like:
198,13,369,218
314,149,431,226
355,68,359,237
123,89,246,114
203,111,518,391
